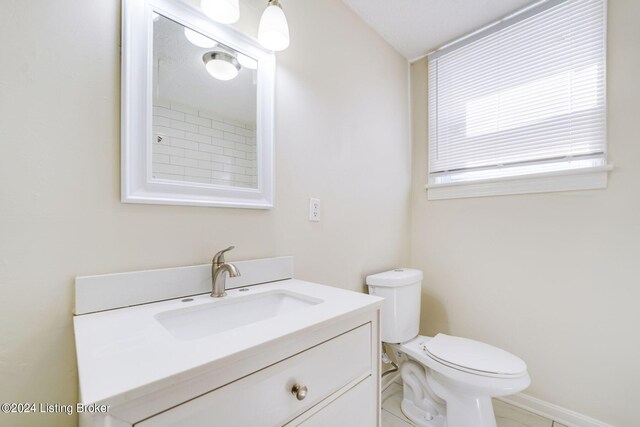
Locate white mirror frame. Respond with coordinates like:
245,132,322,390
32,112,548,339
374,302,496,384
121,0,275,208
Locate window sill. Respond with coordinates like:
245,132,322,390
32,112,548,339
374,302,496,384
425,165,613,200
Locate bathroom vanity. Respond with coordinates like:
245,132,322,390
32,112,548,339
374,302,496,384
74,257,382,426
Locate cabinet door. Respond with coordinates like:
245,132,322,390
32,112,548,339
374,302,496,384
289,376,377,427
136,323,372,427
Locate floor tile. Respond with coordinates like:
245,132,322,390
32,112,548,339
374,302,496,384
382,370,401,391
382,382,402,402
382,409,415,427
383,383,556,427
381,383,415,425
493,399,553,427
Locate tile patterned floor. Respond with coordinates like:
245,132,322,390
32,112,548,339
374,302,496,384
381,382,565,427
381,383,414,427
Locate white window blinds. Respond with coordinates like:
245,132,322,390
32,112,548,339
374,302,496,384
427,0,607,197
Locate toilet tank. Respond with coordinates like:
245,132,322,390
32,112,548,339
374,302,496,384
366,269,423,344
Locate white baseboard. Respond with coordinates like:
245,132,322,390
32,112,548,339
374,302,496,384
497,393,614,427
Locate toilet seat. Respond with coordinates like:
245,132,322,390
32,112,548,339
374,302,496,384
422,334,527,377
396,335,529,385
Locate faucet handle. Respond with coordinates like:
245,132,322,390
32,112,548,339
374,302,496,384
213,246,235,265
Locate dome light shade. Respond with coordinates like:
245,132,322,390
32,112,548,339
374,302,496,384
203,51,240,81
184,28,217,48
258,0,289,51
201,0,240,24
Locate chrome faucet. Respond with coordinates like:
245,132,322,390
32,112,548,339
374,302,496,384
211,246,241,298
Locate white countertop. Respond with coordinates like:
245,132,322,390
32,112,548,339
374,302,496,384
74,279,382,405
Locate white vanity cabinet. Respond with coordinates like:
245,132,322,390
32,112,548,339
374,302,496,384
75,272,382,427
136,323,376,427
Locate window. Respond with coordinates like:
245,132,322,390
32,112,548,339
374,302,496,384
427,0,608,200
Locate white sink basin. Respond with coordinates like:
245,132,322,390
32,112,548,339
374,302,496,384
154,290,323,340
74,278,383,406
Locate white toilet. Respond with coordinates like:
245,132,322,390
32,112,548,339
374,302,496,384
367,269,530,427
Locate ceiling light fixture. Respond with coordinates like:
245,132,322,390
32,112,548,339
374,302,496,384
258,0,290,51
201,0,240,24
184,28,217,48
203,51,241,81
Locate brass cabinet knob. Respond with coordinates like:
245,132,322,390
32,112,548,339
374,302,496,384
291,383,308,401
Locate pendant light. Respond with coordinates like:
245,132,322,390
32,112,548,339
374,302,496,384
201,0,240,24
184,28,217,48
258,0,290,51
236,53,258,70
203,51,241,81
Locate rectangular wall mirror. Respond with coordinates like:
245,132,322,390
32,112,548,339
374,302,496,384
122,0,275,208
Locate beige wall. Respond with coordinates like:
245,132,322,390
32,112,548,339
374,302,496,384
410,1,640,426
3,0,637,425
0,1,410,425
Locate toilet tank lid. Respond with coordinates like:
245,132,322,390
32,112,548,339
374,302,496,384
366,269,423,287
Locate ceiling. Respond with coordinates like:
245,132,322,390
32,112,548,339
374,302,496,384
341,0,535,60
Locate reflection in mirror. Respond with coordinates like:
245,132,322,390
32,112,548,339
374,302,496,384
152,15,258,189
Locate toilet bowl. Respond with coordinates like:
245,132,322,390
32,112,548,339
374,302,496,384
367,269,530,427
